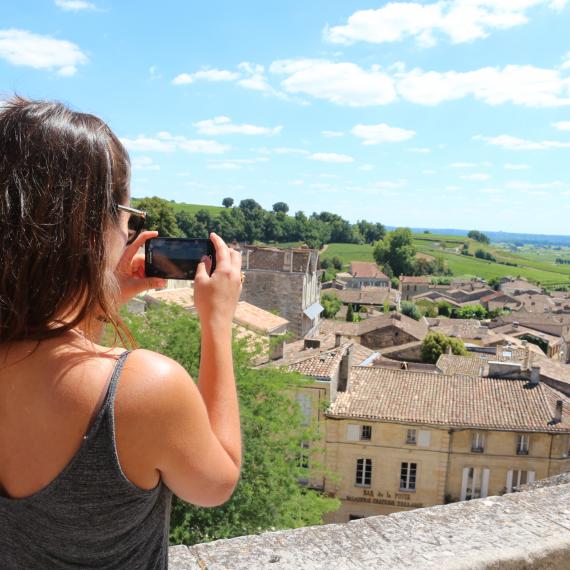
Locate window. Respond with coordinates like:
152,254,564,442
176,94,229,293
355,458,372,487
460,467,490,500
506,469,535,492
516,434,530,455
360,425,372,441
297,442,310,470
400,462,417,491
471,432,485,453
406,429,417,445
296,393,312,427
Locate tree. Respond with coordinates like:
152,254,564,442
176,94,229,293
272,202,289,214
119,302,339,545
222,197,234,208
420,332,468,364
346,304,354,322
400,301,421,321
135,196,183,237
436,301,453,317
468,230,491,244
330,256,343,271
488,277,501,291
373,228,416,276
321,293,342,319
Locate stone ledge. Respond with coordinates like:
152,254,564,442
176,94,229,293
169,477,570,569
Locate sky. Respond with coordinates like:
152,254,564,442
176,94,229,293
2,1,570,234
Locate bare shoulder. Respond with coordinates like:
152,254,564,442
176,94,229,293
116,348,198,421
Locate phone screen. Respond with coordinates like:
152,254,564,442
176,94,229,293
145,238,215,280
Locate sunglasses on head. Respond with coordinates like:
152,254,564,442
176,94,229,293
116,204,146,245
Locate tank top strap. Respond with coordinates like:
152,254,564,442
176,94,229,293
84,349,132,441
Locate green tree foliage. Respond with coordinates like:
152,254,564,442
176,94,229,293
321,293,342,319
474,248,496,262
487,277,501,290
136,196,184,237
222,197,234,208
400,301,421,321
468,230,491,244
120,303,339,545
452,304,489,319
330,256,343,271
390,277,400,289
435,301,453,317
373,228,416,276
420,332,469,364
272,202,289,214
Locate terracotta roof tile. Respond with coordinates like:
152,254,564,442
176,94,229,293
328,366,570,433
349,262,389,280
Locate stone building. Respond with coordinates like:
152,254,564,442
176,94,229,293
239,245,323,339
347,262,390,289
323,366,570,523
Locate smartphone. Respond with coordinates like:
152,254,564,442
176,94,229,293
145,237,216,280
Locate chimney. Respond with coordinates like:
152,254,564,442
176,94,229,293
400,362,408,370
392,312,402,320
337,345,353,392
268,334,285,361
530,365,540,385
512,321,519,330
554,400,563,424
446,345,453,355
304,338,321,350
335,332,343,348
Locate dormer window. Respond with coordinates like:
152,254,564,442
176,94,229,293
471,432,485,453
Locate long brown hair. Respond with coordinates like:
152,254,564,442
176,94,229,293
0,96,134,346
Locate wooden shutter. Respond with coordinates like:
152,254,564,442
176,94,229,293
418,430,431,447
460,467,470,501
506,470,513,493
481,468,490,498
346,424,360,441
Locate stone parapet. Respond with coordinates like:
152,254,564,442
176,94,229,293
169,476,570,569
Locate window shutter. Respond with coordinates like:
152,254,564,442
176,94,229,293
418,430,431,447
506,470,513,493
481,468,490,498
460,467,470,501
346,424,360,441
527,471,535,484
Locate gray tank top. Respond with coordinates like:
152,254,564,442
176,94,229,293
0,350,173,569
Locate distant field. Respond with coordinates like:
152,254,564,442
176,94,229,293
132,198,224,217
322,237,570,286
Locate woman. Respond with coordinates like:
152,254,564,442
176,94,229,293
0,97,243,568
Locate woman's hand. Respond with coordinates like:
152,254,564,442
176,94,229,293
115,230,167,306
194,232,242,327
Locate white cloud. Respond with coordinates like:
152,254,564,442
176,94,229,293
506,180,564,190
351,123,415,144
131,156,160,171
409,147,431,153
269,58,570,108
236,62,273,92
553,120,570,130
450,162,477,168
475,134,570,150
193,116,282,136
461,173,490,181
395,64,570,107
324,1,566,47
322,130,344,138
423,169,437,175
480,188,503,194
504,163,530,170
562,52,570,70
255,146,310,155
121,132,230,154
0,29,87,75
309,152,354,163
270,59,397,106
207,157,269,170
172,68,240,85
55,0,96,10
359,164,376,171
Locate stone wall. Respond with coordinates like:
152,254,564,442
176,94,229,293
360,326,418,350
169,476,570,569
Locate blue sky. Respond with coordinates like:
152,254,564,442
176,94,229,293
2,1,570,234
